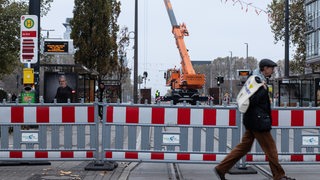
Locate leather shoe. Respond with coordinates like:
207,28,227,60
214,167,226,180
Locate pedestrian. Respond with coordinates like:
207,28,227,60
214,59,295,180
11,93,17,103
54,75,74,103
96,82,106,118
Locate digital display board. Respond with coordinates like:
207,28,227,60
44,41,69,53
238,70,250,76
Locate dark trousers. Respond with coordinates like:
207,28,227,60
215,130,285,180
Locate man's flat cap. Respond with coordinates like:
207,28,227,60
259,59,277,68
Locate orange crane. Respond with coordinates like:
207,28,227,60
159,0,207,105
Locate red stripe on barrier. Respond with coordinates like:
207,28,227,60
35,151,48,158
10,151,22,158
86,151,93,158
316,154,320,161
107,106,113,123
229,109,236,126
177,153,190,160
152,107,165,124
11,106,24,123
62,106,75,123
291,110,303,126
203,154,216,161
178,108,190,125
36,106,49,123
271,110,279,126
126,107,139,123
61,151,74,158
87,106,94,123
105,151,112,158
316,110,320,126
151,152,164,160
203,109,216,125
265,155,269,161
291,154,303,161
246,154,253,161
125,152,138,159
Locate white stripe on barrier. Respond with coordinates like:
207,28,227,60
139,152,150,159
0,107,10,123
139,107,151,124
24,107,36,123
0,152,9,158
304,110,316,126
75,106,88,123
278,110,291,126
216,109,230,126
23,152,35,158
50,106,62,123
113,107,126,123
49,152,60,158
190,154,203,161
191,109,203,125
165,108,178,124
164,153,176,160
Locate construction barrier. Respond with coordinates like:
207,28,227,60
0,100,320,169
0,103,97,161
102,104,240,163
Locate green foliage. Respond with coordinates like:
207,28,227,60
71,0,121,78
268,0,306,75
0,89,8,101
0,0,53,79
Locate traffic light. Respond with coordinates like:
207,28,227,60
216,76,224,86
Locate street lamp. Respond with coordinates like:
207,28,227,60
229,51,233,100
244,43,248,69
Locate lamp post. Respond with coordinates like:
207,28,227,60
229,51,233,100
244,43,248,69
133,0,138,103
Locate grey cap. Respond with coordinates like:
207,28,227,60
259,59,277,68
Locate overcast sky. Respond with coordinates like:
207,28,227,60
41,0,286,97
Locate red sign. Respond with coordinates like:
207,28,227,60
22,31,37,37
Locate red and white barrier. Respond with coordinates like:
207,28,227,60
246,154,320,162
272,109,320,127
106,106,237,126
0,106,94,123
0,151,94,159
105,151,227,162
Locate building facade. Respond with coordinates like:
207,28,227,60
306,0,320,64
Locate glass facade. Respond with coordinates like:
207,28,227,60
306,0,320,63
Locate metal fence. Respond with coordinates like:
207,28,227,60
0,101,319,168
0,102,97,161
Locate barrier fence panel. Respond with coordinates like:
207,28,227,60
2,102,319,167
0,103,98,161
246,107,320,165
102,104,240,163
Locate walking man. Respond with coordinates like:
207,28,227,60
214,59,295,180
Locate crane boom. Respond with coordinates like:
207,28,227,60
159,0,208,105
163,0,195,75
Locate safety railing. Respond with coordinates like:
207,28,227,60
0,100,319,168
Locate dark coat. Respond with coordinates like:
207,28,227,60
243,85,272,132
55,86,73,103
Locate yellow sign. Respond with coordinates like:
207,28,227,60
24,18,35,29
23,68,34,84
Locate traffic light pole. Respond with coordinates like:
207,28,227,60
29,0,40,103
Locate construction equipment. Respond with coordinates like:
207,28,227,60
159,0,208,105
